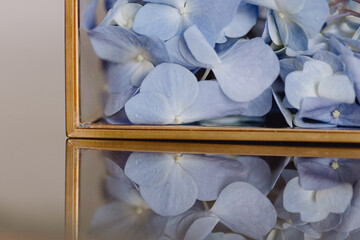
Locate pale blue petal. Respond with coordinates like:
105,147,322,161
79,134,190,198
180,154,246,201
313,51,345,73
329,36,354,56
275,0,305,14
165,36,196,69
310,213,342,232
274,12,308,51
236,157,271,195
140,63,199,116
216,32,227,44
182,25,221,66
184,217,220,240
267,10,282,46
105,0,117,10
140,164,197,216
223,3,258,38
316,183,353,214
290,0,329,38
283,177,329,222
294,113,336,129
336,181,360,233
212,232,247,240
82,0,99,31
124,152,174,187
133,4,181,41
243,0,279,11
241,88,273,117
187,0,241,41
144,0,185,8
285,60,333,109
318,75,356,104
213,38,280,102
130,60,154,86
125,92,175,124
181,81,248,123
88,26,142,63
341,55,360,102
105,91,137,116
104,108,131,124
211,182,277,239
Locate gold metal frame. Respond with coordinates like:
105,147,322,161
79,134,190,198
65,0,360,143
65,139,360,240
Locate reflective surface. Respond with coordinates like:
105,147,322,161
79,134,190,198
67,141,360,240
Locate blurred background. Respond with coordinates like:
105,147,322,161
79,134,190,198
0,0,66,238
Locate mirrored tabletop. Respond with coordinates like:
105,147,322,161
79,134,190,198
66,140,360,240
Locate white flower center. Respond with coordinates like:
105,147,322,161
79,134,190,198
331,161,340,170
278,12,285,18
136,54,145,62
179,7,187,15
332,110,341,118
175,115,183,124
135,207,144,215
119,19,133,29
174,154,182,164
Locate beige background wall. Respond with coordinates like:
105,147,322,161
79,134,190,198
0,0,66,236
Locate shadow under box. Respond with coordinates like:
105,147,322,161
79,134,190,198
66,140,360,240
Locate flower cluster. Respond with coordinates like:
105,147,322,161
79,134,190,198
83,0,360,128
90,152,360,240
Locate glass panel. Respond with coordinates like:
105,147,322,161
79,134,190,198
77,148,360,240
77,0,360,130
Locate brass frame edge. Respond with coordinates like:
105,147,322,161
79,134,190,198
65,140,80,240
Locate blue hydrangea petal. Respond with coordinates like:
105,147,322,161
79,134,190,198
273,90,294,127
179,154,246,201
140,164,197,216
279,58,296,81
130,60,155,86
184,217,220,240
329,36,354,56
283,177,329,222
285,60,333,109
274,12,308,51
180,81,248,123
318,75,356,104
316,183,353,214
212,233,247,240
267,10,282,45
124,152,175,187
144,0,185,8
290,0,329,38
341,55,360,101
104,108,132,124
101,2,141,28
188,0,241,40
166,36,196,69
213,38,280,102
133,4,181,41
241,88,272,117
243,0,279,11
294,113,336,129
88,26,142,63
125,92,175,124
313,51,345,73
82,0,99,31
211,182,277,239
336,181,360,233
276,0,305,14
223,3,258,38
182,25,221,67
140,63,199,116
310,213,343,233
105,92,137,116
105,0,117,11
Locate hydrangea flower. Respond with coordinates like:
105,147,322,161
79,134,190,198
124,152,246,216
294,157,360,190
283,177,353,222
91,158,168,240
132,0,241,43
125,63,249,124
245,0,329,50
88,25,170,115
